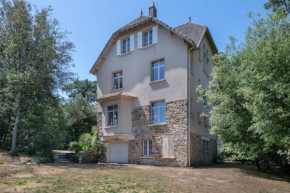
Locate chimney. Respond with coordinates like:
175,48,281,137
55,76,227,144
149,2,157,18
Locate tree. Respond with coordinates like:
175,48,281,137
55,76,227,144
63,79,97,103
62,79,97,143
265,0,290,14
0,0,74,151
200,12,290,170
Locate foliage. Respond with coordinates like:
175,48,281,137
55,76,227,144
62,79,97,145
68,141,83,153
265,0,290,14
0,0,74,154
199,11,290,170
62,79,97,103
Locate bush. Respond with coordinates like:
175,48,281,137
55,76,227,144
213,151,224,163
68,141,83,153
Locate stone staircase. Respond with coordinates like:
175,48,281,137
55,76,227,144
57,153,73,163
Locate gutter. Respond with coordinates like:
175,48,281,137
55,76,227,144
187,45,195,167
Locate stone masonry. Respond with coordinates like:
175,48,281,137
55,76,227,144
97,112,103,140
190,133,217,166
129,99,188,167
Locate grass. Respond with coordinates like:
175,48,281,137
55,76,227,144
0,162,290,193
0,160,4,164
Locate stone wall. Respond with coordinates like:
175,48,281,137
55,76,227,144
97,112,103,140
190,133,217,166
129,99,188,167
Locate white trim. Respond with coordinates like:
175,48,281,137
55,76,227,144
137,31,142,49
152,26,158,44
130,34,134,52
116,40,120,56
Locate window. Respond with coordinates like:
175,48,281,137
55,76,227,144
122,38,130,54
151,101,166,124
113,71,122,90
151,60,164,81
144,30,153,47
143,140,152,157
108,105,118,126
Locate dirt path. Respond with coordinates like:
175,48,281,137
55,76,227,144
0,151,289,193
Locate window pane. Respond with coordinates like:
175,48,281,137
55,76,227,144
108,106,114,111
144,32,148,46
114,105,118,110
123,40,126,53
114,111,118,125
152,62,158,68
152,107,158,124
119,77,123,89
144,140,147,156
152,102,158,107
159,106,165,123
127,39,130,52
149,140,152,155
158,101,165,107
159,60,164,66
149,31,152,44
152,67,158,81
108,112,113,125
159,66,164,80
114,78,118,89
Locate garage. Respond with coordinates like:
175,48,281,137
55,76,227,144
109,142,129,163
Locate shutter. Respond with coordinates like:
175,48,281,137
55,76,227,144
137,31,142,49
116,39,121,56
130,34,134,52
152,26,158,44
162,136,169,157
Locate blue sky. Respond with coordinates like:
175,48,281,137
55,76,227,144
28,0,267,81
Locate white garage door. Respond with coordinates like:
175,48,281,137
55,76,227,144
110,142,128,163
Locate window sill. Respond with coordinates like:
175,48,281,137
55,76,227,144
110,88,123,93
140,156,153,159
149,79,166,84
119,51,132,57
148,123,166,127
104,126,118,129
140,43,155,50
161,156,175,159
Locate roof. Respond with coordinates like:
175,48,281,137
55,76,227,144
175,22,218,53
97,91,137,103
90,16,218,74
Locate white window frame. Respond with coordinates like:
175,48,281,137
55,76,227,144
143,139,152,157
122,37,130,54
113,71,122,90
151,60,164,82
107,105,118,126
151,101,166,124
143,29,153,47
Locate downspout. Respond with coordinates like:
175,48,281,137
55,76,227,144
187,45,195,167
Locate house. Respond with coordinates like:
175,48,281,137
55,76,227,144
90,3,218,167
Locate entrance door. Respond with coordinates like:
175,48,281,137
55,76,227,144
110,142,128,163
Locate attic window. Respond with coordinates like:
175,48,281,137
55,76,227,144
144,29,153,47
122,37,130,54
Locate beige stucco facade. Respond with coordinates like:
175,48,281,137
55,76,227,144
91,12,217,166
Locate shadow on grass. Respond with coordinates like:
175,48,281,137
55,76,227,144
195,162,290,183
44,162,133,171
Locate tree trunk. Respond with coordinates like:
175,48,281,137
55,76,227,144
11,102,21,151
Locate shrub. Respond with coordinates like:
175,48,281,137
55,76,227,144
68,141,83,153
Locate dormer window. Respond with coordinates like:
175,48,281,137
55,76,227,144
137,26,158,49
122,38,130,54
144,30,153,47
